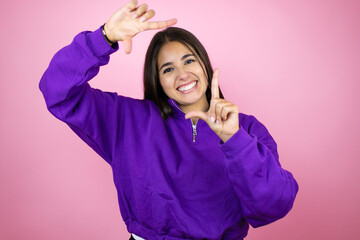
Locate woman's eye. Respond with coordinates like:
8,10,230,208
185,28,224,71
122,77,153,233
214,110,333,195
163,68,173,74
185,59,195,65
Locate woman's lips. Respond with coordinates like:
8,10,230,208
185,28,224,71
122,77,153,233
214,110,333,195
177,80,198,92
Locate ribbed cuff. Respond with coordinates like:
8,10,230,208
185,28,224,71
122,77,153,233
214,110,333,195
85,26,119,57
220,127,254,159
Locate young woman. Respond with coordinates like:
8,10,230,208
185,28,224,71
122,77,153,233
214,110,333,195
39,0,299,239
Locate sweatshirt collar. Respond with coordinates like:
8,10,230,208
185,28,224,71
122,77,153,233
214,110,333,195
167,99,206,127
168,99,185,117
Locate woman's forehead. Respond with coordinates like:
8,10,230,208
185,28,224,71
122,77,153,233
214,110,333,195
157,41,196,63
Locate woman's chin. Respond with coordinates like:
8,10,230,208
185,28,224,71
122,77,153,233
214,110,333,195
176,95,208,112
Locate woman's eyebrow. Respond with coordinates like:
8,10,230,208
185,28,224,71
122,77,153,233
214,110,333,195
159,54,195,71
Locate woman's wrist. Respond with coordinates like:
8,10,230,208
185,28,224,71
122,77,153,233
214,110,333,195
101,24,117,46
219,127,240,143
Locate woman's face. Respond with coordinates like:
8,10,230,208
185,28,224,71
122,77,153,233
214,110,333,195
157,41,209,113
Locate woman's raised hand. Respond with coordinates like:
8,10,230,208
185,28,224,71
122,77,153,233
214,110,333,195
104,0,177,54
185,69,240,143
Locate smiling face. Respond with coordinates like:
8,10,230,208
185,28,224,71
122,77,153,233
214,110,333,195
157,41,209,113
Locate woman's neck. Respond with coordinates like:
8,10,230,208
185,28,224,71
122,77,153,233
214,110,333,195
178,96,209,114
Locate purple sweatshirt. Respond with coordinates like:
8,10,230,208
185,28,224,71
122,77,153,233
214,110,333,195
39,26,299,240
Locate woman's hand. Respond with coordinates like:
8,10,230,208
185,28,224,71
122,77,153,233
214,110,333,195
185,69,240,143
104,0,177,54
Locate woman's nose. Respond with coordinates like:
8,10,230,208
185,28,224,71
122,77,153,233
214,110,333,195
177,68,190,81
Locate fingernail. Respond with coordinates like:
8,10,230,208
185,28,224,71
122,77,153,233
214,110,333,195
140,17,146,22
210,117,215,123
133,14,138,18
215,120,220,125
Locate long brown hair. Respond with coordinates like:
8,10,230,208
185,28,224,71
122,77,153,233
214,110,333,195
143,27,224,120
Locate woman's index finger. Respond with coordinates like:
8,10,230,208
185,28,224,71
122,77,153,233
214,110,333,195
147,19,177,30
211,68,220,99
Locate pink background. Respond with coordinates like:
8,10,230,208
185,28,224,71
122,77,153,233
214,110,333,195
1,0,359,239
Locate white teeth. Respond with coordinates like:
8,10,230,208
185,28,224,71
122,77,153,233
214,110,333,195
178,81,197,92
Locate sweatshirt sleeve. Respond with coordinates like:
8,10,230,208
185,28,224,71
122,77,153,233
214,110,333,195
39,26,121,164
220,114,299,228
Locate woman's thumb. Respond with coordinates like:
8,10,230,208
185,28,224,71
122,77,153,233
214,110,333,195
123,38,133,54
185,111,208,122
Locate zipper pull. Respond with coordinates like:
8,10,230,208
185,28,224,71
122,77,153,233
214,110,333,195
192,123,197,142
